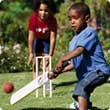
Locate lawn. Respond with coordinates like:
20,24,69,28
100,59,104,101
0,71,110,110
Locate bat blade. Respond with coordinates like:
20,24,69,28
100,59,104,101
10,72,48,105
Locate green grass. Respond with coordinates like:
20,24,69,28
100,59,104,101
0,71,110,110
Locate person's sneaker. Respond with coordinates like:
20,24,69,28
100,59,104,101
69,102,79,109
69,101,92,110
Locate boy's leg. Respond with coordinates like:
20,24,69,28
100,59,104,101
72,70,109,109
87,71,109,94
78,96,88,110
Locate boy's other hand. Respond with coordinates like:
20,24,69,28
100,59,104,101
56,59,63,72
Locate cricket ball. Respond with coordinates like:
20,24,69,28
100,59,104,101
3,82,14,94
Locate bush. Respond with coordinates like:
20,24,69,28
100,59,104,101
0,43,32,73
0,1,31,44
98,30,110,64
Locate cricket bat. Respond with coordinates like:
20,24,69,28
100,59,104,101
10,61,69,105
10,72,48,105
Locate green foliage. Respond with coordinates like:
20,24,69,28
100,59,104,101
55,2,69,27
0,43,31,73
103,39,110,57
0,1,32,44
97,30,110,63
0,0,110,73
53,28,73,67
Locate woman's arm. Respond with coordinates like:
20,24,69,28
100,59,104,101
27,31,34,65
49,31,57,56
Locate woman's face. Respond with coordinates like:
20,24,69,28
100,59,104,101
68,9,87,33
38,4,50,21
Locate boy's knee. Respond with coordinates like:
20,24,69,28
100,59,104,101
72,82,89,101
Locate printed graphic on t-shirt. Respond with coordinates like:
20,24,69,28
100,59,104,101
35,27,49,34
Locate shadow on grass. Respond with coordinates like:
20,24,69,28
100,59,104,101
21,80,109,110
21,107,109,110
22,108,73,110
91,106,109,110
53,80,77,89
107,80,110,83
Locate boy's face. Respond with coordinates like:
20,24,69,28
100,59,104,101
68,9,88,33
38,4,50,21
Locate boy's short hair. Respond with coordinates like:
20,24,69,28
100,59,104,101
69,2,90,16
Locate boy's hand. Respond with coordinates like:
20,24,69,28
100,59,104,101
56,59,63,72
48,69,60,79
27,53,33,65
48,61,70,79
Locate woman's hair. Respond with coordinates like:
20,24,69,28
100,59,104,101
32,0,57,14
68,2,90,16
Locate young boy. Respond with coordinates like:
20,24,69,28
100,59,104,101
48,2,110,110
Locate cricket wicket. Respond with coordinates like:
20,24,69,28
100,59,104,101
36,56,52,97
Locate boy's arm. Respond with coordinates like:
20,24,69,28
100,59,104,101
62,63,73,72
27,31,34,65
56,46,84,69
48,62,74,79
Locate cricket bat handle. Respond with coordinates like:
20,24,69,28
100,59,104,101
48,61,69,79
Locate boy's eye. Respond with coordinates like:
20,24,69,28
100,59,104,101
68,17,71,21
68,16,79,21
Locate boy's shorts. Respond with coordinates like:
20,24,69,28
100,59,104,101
72,70,109,100
33,38,50,54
